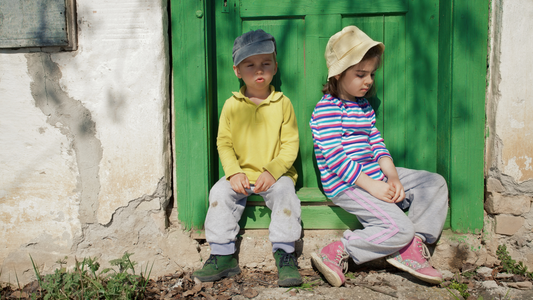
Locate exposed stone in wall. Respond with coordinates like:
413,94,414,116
484,0,533,278
485,192,531,215
494,215,525,235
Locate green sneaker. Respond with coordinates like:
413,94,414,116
274,249,303,287
192,254,241,282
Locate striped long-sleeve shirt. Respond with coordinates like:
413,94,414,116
309,94,391,198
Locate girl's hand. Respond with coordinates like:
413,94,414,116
254,171,276,193
367,179,397,203
387,178,405,203
229,173,250,195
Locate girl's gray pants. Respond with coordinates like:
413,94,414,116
205,176,302,255
331,167,448,264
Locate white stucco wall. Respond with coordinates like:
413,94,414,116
0,0,203,285
0,54,82,263
494,0,533,183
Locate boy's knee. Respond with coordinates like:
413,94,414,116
269,177,296,194
210,178,231,194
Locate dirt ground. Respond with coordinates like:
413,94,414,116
3,264,533,299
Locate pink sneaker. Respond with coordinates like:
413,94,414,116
310,241,349,287
386,236,443,284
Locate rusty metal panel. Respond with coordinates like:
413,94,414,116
0,0,74,48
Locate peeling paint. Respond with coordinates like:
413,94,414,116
26,53,103,224
0,0,172,286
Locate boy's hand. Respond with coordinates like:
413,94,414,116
387,177,405,203
229,173,250,195
254,171,276,193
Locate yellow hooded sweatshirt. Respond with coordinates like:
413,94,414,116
217,85,299,185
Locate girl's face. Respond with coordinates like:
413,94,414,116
335,57,379,101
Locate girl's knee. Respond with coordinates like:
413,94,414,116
396,223,415,247
429,172,447,189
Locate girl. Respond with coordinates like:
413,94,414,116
309,26,448,286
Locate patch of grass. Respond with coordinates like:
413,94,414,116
496,245,533,279
445,279,470,299
285,277,319,293
462,270,475,279
345,272,356,279
29,252,153,300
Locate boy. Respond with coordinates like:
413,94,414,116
192,29,302,287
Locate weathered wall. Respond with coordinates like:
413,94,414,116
0,0,200,285
485,0,533,268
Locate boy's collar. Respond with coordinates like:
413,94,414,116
232,85,283,104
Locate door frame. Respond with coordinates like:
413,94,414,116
170,0,489,233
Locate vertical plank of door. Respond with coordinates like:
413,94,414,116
405,0,439,172
437,0,453,230
449,0,488,233
172,0,209,229
383,16,407,167
215,0,240,180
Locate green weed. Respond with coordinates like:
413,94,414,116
285,277,319,293
345,272,356,279
462,270,475,279
29,252,153,300
445,279,470,299
496,245,533,279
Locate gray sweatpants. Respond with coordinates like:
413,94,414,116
205,176,302,255
331,167,448,264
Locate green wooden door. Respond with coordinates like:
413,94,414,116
171,0,488,233
213,0,440,229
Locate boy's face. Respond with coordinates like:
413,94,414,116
233,53,277,95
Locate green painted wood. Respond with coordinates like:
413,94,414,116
296,187,327,202
171,0,210,229
437,0,453,206
239,205,452,230
383,16,408,167
447,0,488,233
239,0,408,17
436,0,487,233
405,1,439,172
239,206,362,229
173,0,487,232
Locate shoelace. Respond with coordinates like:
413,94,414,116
335,248,350,274
204,255,220,269
278,252,299,269
415,238,431,260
